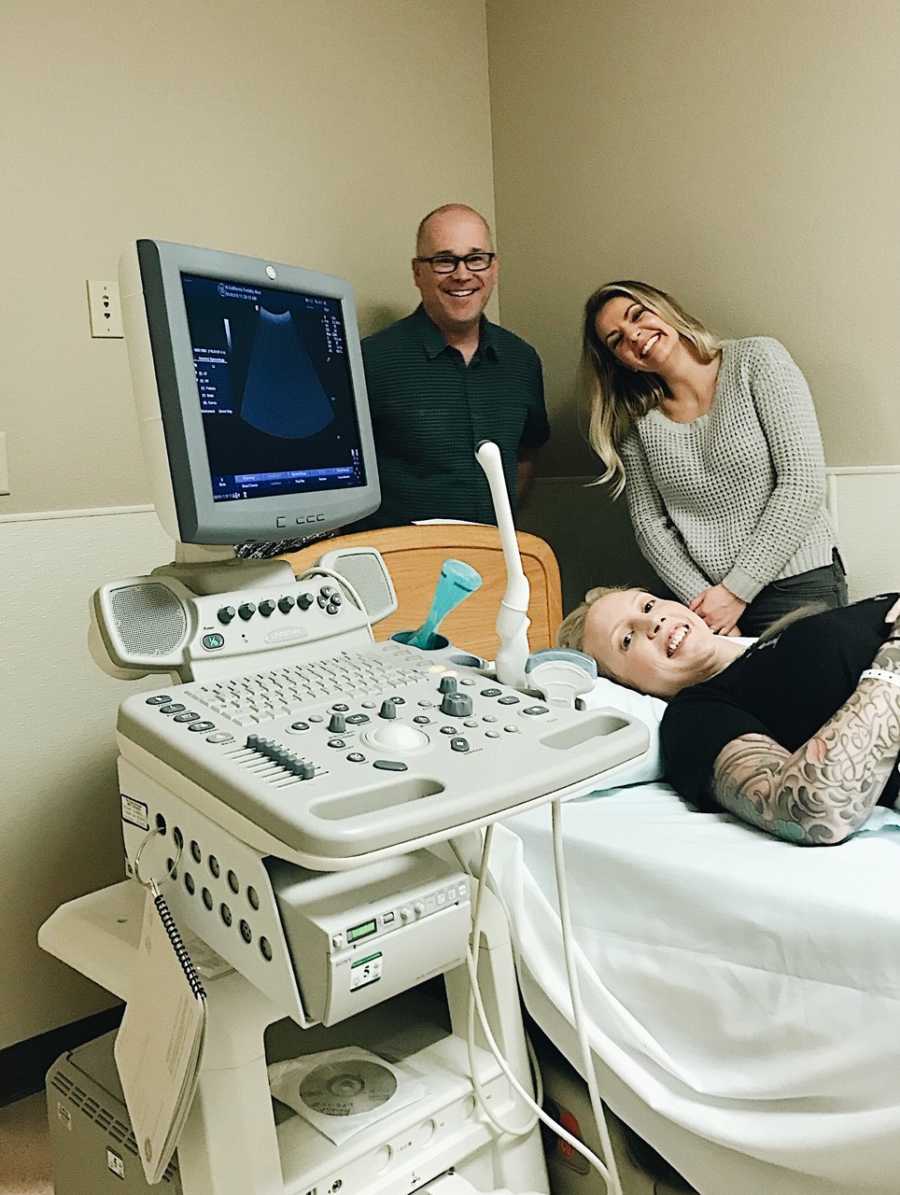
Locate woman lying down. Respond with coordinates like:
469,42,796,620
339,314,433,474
558,589,900,845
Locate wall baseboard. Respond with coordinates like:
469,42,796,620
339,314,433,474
0,1005,123,1107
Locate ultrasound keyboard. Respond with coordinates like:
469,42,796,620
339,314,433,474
188,646,429,728
118,636,648,865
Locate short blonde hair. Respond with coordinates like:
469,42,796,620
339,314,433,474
581,281,723,497
556,585,630,675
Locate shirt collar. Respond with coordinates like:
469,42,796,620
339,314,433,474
413,304,499,361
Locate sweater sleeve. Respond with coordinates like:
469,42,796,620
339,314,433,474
622,432,712,602
722,339,827,602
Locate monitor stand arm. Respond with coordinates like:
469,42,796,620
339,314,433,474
155,542,297,596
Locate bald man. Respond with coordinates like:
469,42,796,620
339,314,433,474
353,203,549,530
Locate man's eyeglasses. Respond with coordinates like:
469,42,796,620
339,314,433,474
414,252,496,274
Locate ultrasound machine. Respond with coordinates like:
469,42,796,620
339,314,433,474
39,239,647,1195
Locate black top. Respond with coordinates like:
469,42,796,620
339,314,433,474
661,595,900,811
351,305,549,529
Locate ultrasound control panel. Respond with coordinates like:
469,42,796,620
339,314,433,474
100,566,648,866
119,638,647,865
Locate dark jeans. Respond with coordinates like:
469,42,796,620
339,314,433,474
739,550,848,637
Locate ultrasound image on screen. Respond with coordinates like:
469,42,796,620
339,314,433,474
180,273,366,502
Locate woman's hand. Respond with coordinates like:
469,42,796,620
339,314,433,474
689,585,748,635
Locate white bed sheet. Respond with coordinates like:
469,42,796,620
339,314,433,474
493,784,900,1195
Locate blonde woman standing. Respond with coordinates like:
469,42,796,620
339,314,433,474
582,281,846,637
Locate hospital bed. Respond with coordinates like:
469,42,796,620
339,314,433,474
281,525,900,1195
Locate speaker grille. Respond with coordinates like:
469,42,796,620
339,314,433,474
332,554,393,619
110,584,187,656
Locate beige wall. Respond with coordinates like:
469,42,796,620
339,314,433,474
0,0,495,1048
1,0,495,517
487,0,900,479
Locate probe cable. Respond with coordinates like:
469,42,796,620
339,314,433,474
551,798,624,1195
457,823,622,1188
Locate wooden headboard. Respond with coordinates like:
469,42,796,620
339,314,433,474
278,524,563,662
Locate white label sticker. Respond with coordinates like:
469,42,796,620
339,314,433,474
121,794,149,831
56,1101,72,1131
106,1148,126,1179
350,951,383,991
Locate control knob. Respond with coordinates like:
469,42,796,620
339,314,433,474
440,692,473,718
238,602,256,621
218,605,236,625
277,595,295,613
258,599,276,617
438,675,458,695
297,593,314,611
328,712,347,734
378,699,398,720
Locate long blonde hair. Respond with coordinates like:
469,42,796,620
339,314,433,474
582,281,722,497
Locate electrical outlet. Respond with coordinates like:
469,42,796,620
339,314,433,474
86,279,124,338
0,432,9,495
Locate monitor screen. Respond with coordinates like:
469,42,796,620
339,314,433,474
121,240,380,544
180,273,366,504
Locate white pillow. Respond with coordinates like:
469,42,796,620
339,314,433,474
577,677,667,787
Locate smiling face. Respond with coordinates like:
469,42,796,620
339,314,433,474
582,589,723,697
594,294,679,373
412,207,497,337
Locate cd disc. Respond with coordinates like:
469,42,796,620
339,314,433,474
299,1059,398,1118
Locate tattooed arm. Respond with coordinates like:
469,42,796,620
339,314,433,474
712,632,900,845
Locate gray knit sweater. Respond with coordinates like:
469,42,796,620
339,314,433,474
621,337,836,604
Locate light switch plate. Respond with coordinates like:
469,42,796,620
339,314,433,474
87,279,124,338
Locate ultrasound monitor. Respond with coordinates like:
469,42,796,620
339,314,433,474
119,239,380,545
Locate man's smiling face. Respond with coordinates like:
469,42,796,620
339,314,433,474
412,207,497,338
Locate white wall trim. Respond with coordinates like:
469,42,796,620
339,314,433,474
826,465,900,476
822,466,897,596
0,504,154,525
2,469,895,525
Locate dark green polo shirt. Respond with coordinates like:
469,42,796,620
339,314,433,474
353,305,549,529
